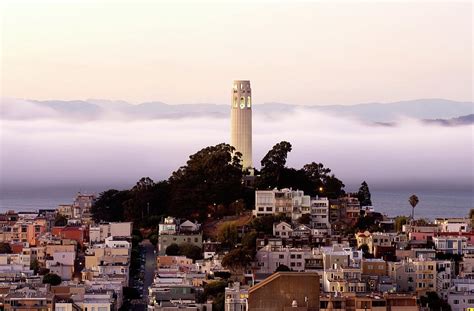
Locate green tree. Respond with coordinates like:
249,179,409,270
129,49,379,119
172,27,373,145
132,177,155,192
323,174,346,199
408,194,419,221
241,231,258,252
419,292,451,311
249,214,290,235
298,213,311,225
217,222,239,249
124,178,168,223
54,214,68,226
148,234,158,246
222,248,253,273
30,258,40,274
42,273,62,286
394,216,408,232
165,243,180,256
258,141,292,189
0,242,12,254
275,264,291,272
91,189,130,222
168,143,243,219
357,181,372,206
178,243,203,261
303,162,330,195
200,280,228,311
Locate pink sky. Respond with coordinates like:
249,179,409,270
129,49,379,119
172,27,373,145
1,0,472,105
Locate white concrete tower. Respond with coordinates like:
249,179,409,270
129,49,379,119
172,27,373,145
231,80,253,170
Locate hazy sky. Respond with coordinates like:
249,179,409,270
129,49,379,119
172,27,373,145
0,1,473,198
1,0,472,105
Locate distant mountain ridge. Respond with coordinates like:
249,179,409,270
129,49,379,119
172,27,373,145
423,114,474,127
2,98,473,125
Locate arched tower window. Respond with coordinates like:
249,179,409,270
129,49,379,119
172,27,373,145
240,97,245,108
247,96,251,107
233,97,238,108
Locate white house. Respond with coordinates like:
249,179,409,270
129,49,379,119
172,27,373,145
273,221,293,238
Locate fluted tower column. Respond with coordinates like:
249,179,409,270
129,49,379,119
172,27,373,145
230,80,253,170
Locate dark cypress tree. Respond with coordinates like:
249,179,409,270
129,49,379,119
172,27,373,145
357,181,372,206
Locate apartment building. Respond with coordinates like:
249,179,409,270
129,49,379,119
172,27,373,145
433,236,468,255
224,282,248,311
254,245,311,273
253,188,310,218
387,258,439,296
310,197,330,235
322,265,366,293
89,222,132,244
4,291,54,311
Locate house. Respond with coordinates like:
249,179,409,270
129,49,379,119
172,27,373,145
435,218,471,233
272,222,293,238
157,218,202,256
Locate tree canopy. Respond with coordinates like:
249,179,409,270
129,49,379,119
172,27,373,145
91,141,348,226
54,214,68,226
357,181,372,206
259,141,292,188
409,194,420,220
168,143,243,219
43,273,62,286
0,243,12,254
256,142,345,198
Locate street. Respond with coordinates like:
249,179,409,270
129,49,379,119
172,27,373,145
132,239,156,311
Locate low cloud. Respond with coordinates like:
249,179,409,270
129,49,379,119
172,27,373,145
0,103,472,193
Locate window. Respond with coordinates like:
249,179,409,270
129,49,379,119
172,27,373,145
279,255,284,259
247,96,251,107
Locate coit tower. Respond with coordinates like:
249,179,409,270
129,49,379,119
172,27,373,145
231,80,253,170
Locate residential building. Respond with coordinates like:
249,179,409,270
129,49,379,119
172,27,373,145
310,197,330,235
254,245,310,273
248,272,320,311
362,258,387,277
4,291,54,311
435,218,471,233
433,236,467,255
253,188,310,218
157,218,202,256
89,222,132,244
224,282,248,311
